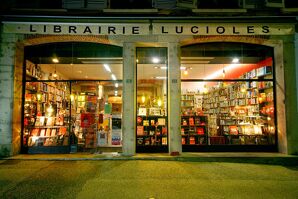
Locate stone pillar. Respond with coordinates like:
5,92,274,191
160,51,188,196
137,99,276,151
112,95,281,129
283,35,298,155
168,42,182,155
0,32,21,156
284,35,298,155
122,42,136,156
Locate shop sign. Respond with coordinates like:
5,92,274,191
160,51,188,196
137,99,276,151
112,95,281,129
152,23,294,35
3,22,150,35
3,22,294,35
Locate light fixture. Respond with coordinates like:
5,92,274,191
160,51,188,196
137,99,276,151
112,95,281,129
36,93,42,101
160,66,167,70
141,94,146,103
52,57,59,63
115,90,118,96
152,57,160,63
103,64,111,72
70,94,75,101
155,76,166,79
53,65,58,78
115,83,119,88
111,74,117,80
232,58,239,63
180,66,186,70
157,98,162,107
183,70,188,75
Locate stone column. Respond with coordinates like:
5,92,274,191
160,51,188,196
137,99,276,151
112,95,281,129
284,35,298,154
0,32,22,156
122,42,136,156
168,42,182,155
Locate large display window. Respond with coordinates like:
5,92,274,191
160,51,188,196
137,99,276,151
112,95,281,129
180,43,276,151
136,47,168,152
22,42,123,153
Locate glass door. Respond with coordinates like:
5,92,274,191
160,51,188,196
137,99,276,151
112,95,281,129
136,47,168,153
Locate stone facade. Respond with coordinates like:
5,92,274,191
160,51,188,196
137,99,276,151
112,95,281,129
0,27,297,156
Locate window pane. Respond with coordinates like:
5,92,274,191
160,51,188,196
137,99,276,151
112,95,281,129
136,47,168,150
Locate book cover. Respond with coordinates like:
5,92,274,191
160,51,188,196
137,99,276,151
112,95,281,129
40,129,46,137
157,118,166,126
46,117,55,126
197,127,205,135
143,120,149,126
31,128,39,136
51,129,57,137
137,126,144,135
189,117,194,126
189,136,195,145
46,128,51,137
162,137,167,145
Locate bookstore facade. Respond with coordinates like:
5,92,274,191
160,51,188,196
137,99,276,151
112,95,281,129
1,17,298,156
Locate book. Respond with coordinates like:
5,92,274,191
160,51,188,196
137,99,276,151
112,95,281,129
197,127,205,135
31,128,39,136
137,126,144,135
46,117,55,126
143,120,149,126
40,129,46,137
189,117,194,126
46,128,51,137
189,136,195,145
158,118,166,126
51,129,57,137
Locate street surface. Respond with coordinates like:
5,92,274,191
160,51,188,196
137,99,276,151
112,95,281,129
0,159,298,199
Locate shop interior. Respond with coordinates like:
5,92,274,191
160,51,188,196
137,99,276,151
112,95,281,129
23,42,276,154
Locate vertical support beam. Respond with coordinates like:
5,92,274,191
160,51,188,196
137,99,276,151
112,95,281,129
122,42,136,156
168,42,182,155
274,41,287,154
283,36,298,155
0,32,20,156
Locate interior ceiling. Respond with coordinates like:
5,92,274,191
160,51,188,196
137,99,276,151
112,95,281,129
25,42,273,81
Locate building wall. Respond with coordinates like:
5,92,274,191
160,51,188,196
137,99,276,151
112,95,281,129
0,31,23,156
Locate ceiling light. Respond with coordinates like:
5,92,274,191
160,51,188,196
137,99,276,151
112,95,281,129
160,66,167,70
232,58,239,63
155,76,166,79
52,58,59,63
103,64,111,72
152,57,160,63
115,83,119,88
183,70,188,75
180,66,186,70
111,74,117,80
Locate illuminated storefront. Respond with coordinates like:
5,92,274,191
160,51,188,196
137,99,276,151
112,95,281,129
0,16,297,155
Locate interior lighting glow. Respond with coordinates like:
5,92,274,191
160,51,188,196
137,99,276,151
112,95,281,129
157,98,162,107
141,95,146,103
70,94,75,101
115,83,119,88
103,64,111,72
152,57,160,63
232,58,239,63
111,74,117,80
160,66,167,70
155,76,166,79
204,64,240,79
52,58,59,63
180,66,186,70
183,70,188,75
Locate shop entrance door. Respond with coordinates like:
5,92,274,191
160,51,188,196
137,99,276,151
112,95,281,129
136,47,168,153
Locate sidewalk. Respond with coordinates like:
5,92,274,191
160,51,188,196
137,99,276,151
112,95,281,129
3,152,298,166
